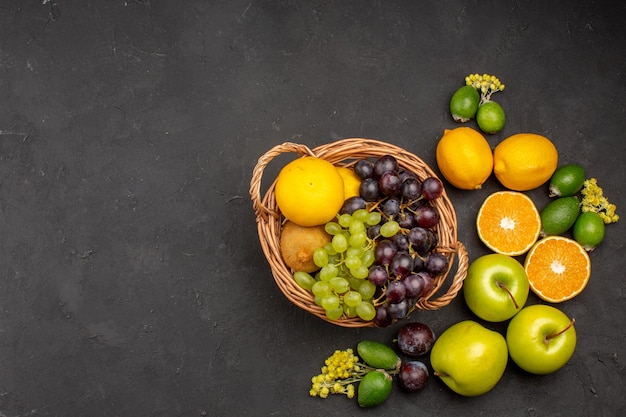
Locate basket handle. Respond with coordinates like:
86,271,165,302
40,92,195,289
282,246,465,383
415,241,469,310
249,142,316,223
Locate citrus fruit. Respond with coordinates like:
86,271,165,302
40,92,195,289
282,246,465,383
357,370,393,408
540,196,580,236
435,127,493,190
449,85,480,122
476,191,541,256
549,164,586,197
573,211,605,251
524,236,591,302
357,340,401,371
476,101,506,134
493,133,558,191
279,220,331,273
337,166,361,199
275,156,345,227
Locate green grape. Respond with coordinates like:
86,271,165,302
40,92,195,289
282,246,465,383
293,271,316,291
351,265,370,280
314,295,322,306
349,220,366,235
326,306,344,320
349,277,363,290
344,290,363,307
343,304,358,318
323,242,337,256
313,247,329,268
320,293,340,311
324,221,343,236
330,277,350,294
366,211,382,226
338,213,353,228
312,281,332,297
353,209,369,222
344,255,361,270
346,247,363,258
319,264,339,282
332,234,349,253
358,280,377,299
380,220,400,238
356,301,376,321
349,231,367,248
361,249,375,267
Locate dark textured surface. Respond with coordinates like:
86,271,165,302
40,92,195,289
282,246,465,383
0,1,625,416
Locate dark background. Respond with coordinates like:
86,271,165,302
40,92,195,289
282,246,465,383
1,1,625,416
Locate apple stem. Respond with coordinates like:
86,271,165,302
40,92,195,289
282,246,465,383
496,281,519,310
546,318,576,341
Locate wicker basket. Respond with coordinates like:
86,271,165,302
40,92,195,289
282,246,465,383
249,138,468,328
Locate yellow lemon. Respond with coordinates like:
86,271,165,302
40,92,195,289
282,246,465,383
275,156,345,227
337,166,362,199
436,127,493,190
493,133,558,191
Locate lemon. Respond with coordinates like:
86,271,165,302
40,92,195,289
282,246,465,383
573,211,605,251
436,127,493,190
476,101,506,134
493,133,558,191
540,196,580,236
337,166,361,199
549,164,586,197
275,156,345,227
450,85,480,122
357,370,393,408
357,340,401,371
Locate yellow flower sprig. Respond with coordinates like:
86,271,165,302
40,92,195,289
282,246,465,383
465,73,505,104
581,178,619,224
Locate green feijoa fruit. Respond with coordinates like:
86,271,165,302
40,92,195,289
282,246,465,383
357,340,401,371
540,196,580,236
450,85,480,122
357,370,393,408
476,101,506,134
573,211,605,251
549,164,586,197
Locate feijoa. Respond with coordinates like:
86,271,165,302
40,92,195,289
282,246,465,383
356,340,401,371
540,196,580,236
573,211,605,251
357,370,393,408
549,164,586,197
476,101,506,134
450,85,480,122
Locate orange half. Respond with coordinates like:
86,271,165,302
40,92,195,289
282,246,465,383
524,236,591,303
476,191,541,256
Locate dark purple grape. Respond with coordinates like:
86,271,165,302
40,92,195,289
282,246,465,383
408,227,431,255
359,178,381,202
414,205,440,228
421,177,444,200
426,229,438,249
403,274,425,298
354,159,374,179
398,169,418,183
373,305,392,328
399,361,429,392
374,239,398,266
401,178,422,201
416,272,433,296
373,155,399,178
340,196,367,214
390,253,413,278
397,322,436,357
381,197,401,217
387,299,409,319
367,224,381,239
368,265,389,286
379,171,402,197
412,255,424,272
391,234,409,252
424,252,449,276
396,211,415,229
385,280,407,303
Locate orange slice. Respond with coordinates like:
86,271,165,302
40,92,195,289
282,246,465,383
524,236,591,302
476,191,541,256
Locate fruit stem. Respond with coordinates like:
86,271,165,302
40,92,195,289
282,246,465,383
496,281,519,310
433,371,448,378
546,318,576,341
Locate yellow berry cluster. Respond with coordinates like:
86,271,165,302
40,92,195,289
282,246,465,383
465,73,505,103
581,178,619,224
309,349,364,399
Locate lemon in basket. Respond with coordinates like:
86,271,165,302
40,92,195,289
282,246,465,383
275,156,345,227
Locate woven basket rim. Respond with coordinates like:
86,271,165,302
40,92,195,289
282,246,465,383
250,138,468,328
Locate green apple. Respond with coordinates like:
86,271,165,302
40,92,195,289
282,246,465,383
506,304,576,375
430,320,508,396
463,253,529,322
